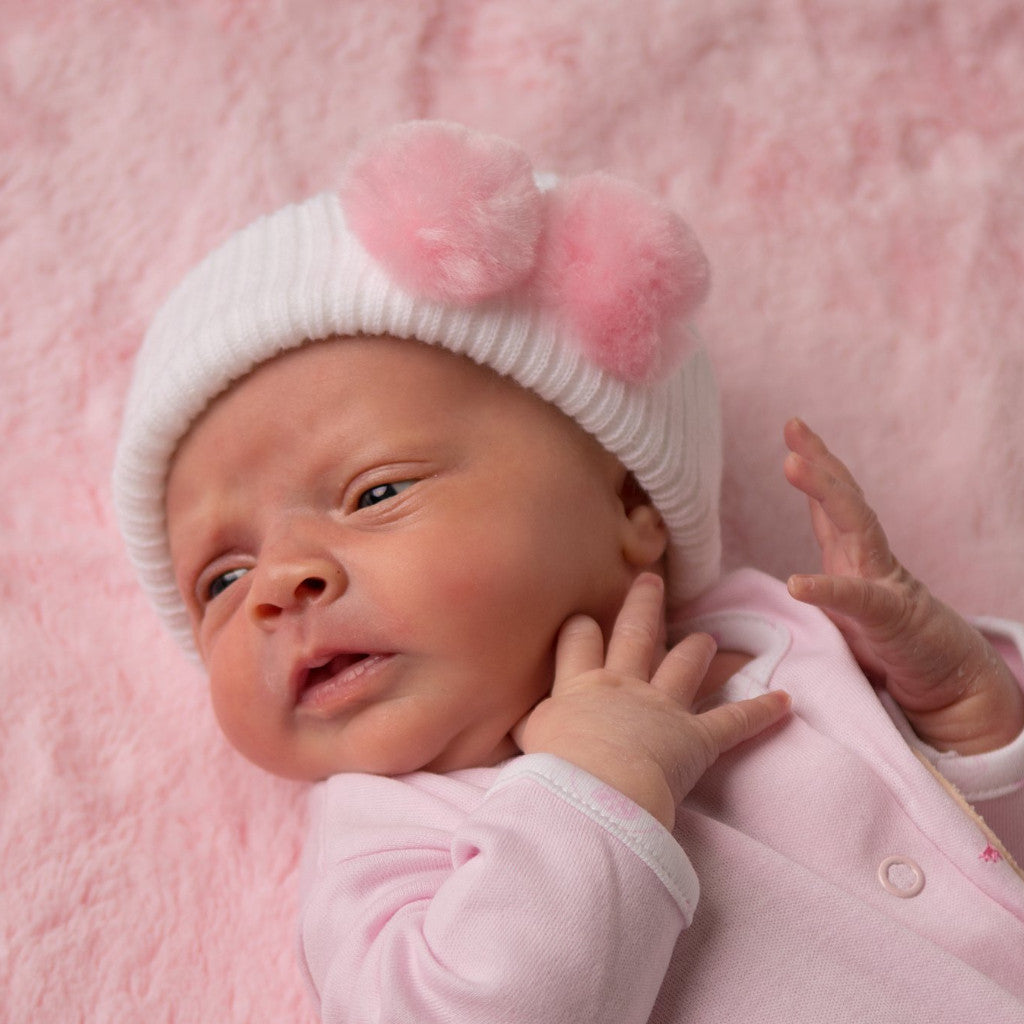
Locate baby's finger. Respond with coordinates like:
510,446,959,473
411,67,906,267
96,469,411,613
605,573,665,678
696,690,792,762
784,449,866,527
553,614,605,683
785,458,892,577
650,632,718,705
783,418,861,493
788,573,905,630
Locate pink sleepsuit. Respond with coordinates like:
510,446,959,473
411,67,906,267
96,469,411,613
298,569,1024,1022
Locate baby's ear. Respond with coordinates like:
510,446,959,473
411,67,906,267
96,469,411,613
619,473,668,568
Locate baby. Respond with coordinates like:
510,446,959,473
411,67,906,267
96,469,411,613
115,122,1024,1022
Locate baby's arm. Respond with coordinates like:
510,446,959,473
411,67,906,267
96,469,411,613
514,573,791,830
783,418,1024,754
303,578,788,1024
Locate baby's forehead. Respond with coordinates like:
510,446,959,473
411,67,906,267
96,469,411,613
172,332,609,470
165,332,627,544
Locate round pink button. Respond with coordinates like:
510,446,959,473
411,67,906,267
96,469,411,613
878,856,925,898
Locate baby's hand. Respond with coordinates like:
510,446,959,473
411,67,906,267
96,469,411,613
513,574,791,830
783,418,1024,754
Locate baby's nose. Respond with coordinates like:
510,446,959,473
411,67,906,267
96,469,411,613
248,554,347,626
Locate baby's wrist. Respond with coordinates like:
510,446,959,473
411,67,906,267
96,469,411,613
903,657,1024,755
588,757,676,831
527,738,676,829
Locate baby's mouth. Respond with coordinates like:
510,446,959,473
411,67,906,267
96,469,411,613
303,653,367,692
294,651,390,711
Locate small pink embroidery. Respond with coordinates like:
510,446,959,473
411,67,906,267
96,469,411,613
593,785,643,822
979,845,1003,863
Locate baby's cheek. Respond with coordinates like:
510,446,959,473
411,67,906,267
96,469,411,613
429,523,527,605
431,562,485,607
206,647,267,749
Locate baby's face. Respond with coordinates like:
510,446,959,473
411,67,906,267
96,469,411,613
166,335,664,780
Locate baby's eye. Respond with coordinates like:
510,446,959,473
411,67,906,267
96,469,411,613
357,480,415,509
206,567,249,601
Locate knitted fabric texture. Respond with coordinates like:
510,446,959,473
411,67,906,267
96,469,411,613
113,121,722,653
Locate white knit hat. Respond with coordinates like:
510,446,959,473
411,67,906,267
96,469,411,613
114,121,722,654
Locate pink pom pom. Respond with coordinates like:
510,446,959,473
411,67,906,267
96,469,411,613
538,173,710,383
341,121,543,304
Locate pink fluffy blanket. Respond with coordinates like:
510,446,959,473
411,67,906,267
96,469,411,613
3,2,1023,1019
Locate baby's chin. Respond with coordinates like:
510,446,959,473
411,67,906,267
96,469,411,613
421,734,522,776
231,732,521,783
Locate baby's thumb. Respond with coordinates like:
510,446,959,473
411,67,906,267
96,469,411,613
510,705,540,753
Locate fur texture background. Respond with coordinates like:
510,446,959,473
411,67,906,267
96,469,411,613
2,2,1023,1019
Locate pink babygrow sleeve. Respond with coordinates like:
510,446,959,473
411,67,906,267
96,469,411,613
299,754,697,1024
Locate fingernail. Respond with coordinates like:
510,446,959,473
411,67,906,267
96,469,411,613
787,575,816,600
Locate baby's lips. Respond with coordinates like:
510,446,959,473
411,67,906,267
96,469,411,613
291,649,365,702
